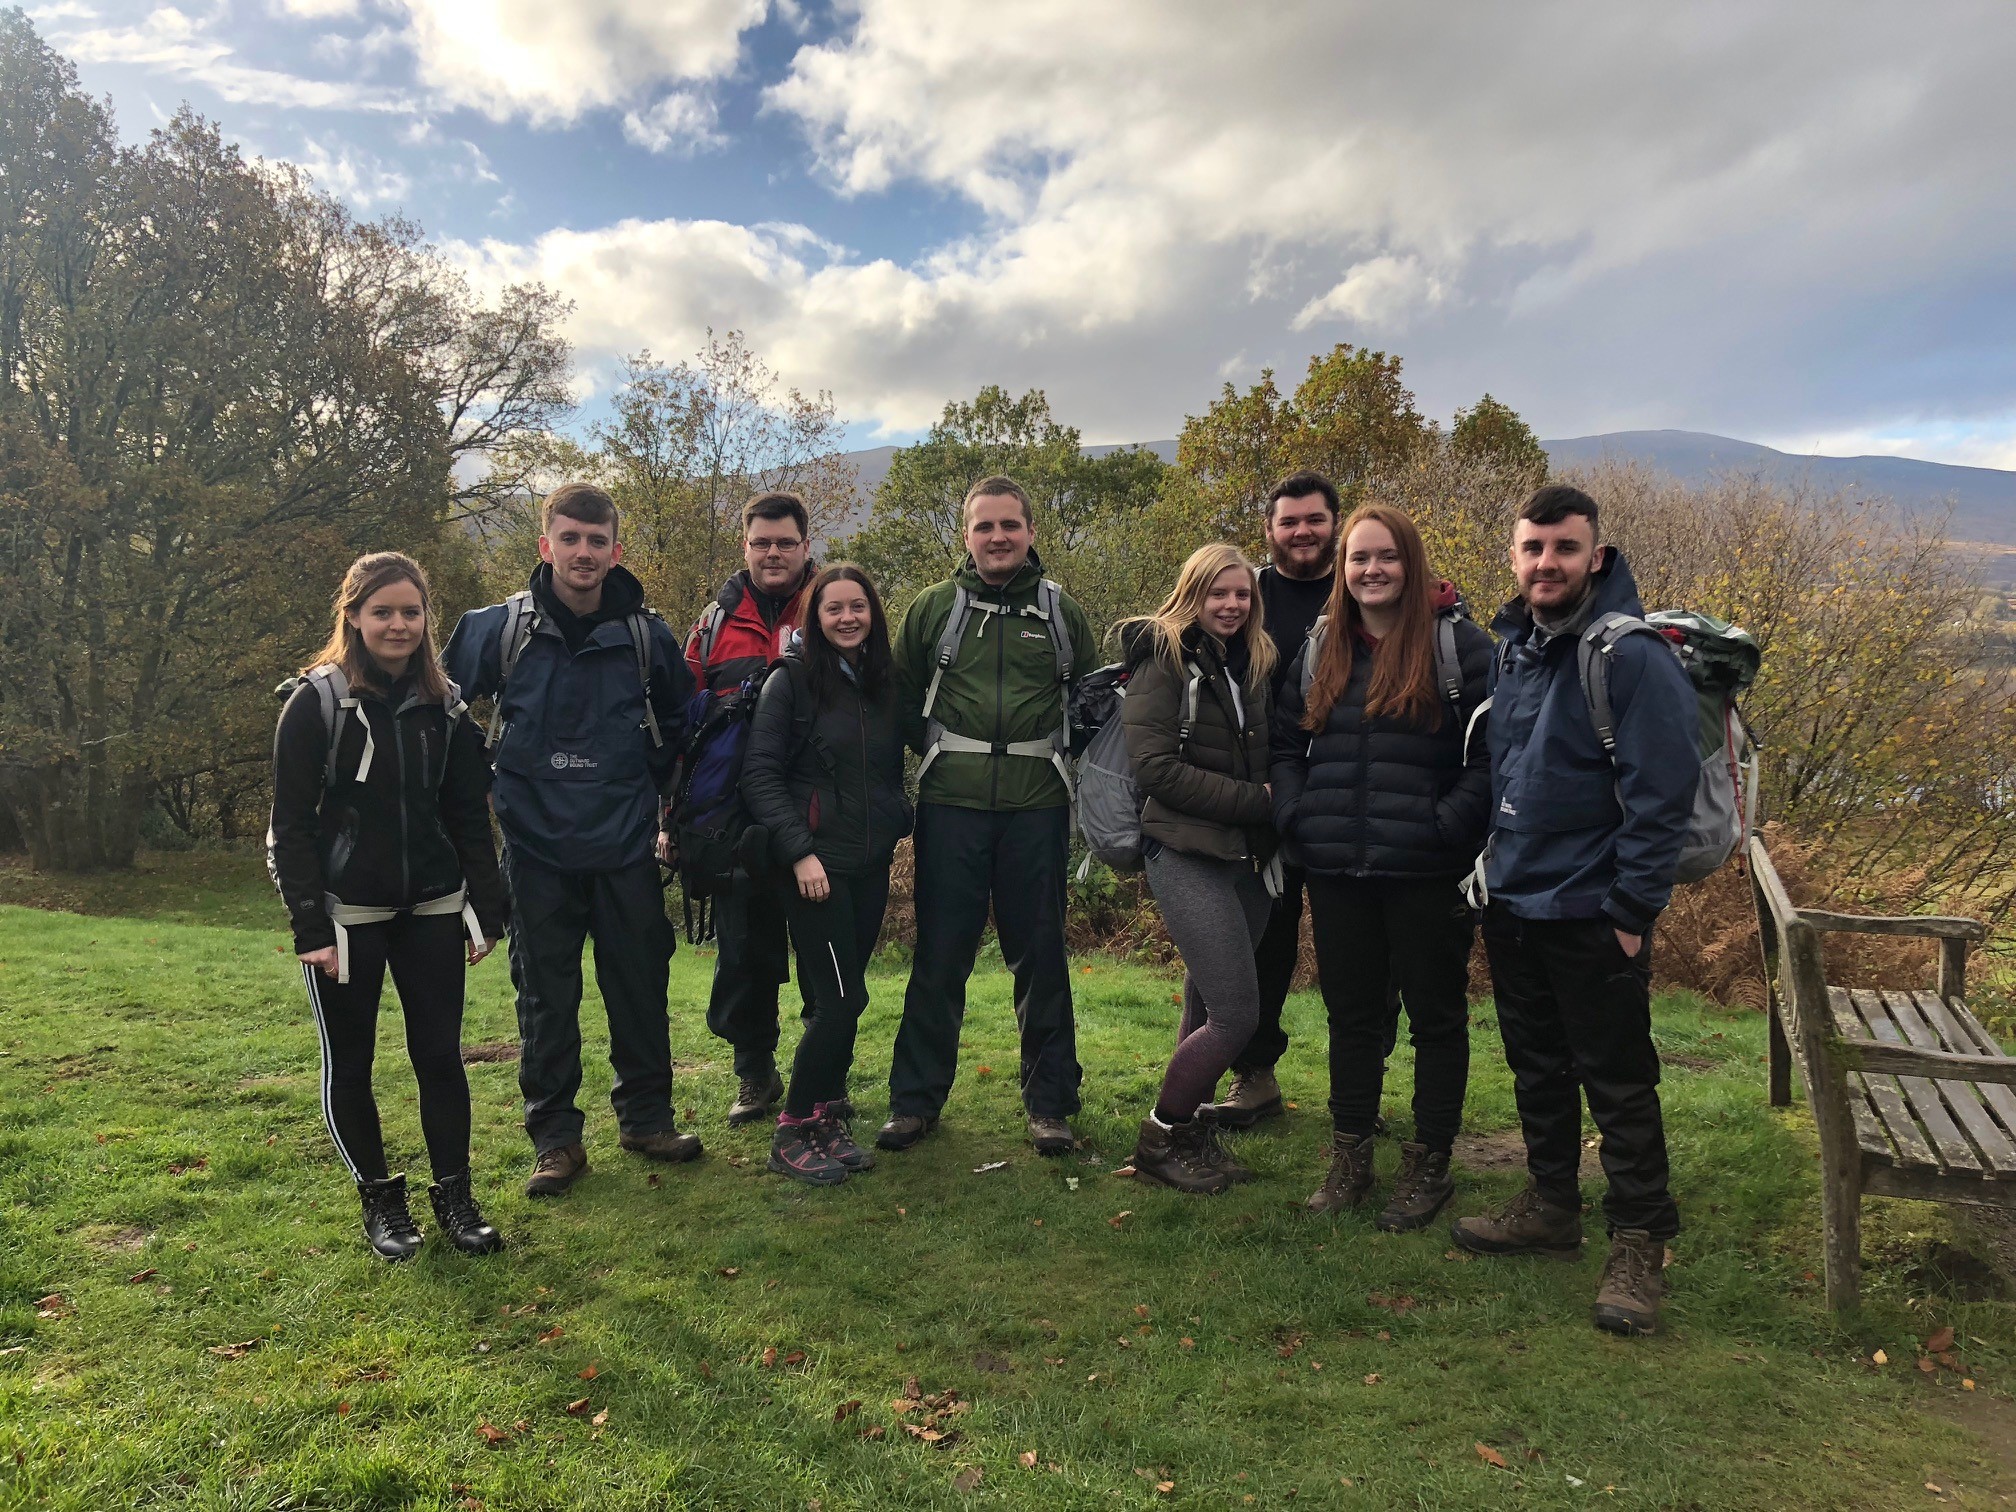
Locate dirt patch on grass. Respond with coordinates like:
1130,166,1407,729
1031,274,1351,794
77,1224,152,1253
1663,1052,1718,1072
461,1041,520,1065
1454,1129,1602,1179
1918,1383,2016,1501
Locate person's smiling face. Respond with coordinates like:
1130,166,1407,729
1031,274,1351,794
1201,564,1253,640
1511,514,1600,614
538,511,620,600
349,578,426,671
817,579,872,654
1344,518,1405,614
965,492,1033,585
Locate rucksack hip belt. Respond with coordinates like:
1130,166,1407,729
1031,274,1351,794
916,726,1074,793
323,889,483,984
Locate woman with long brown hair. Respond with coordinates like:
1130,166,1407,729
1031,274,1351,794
1271,505,1492,1230
268,552,508,1260
1116,543,1279,1194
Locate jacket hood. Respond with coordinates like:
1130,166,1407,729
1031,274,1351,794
954,546,1047,596
1118,620,1236,674
1432,578,1460,613
528,560,646,620
1490,546,1644,640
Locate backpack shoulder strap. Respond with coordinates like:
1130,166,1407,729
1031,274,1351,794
921,584,974,722
1038,579,1072,756
437,677,468,789
1179,658,1205,753
626,609,664,750
1577,611,1657,756
305,664,370,791
1299,614,1330,702
490,591,537,745
1435,612,1463,706
694,602,728,670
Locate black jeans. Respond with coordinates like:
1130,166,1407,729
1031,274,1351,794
299,910,471,1181
1481,903,1678,1239
1307,874,1473,1153
781,865,891,1116
887,803,1081,1120
705,873,810,1078
503,846,677,1152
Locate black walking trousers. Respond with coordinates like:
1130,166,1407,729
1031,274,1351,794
1481,903,1679,1239
782,865,891,1116
705,873,810,1078
887,803,1081,1120
298,909,470,1182
503,846,677,1153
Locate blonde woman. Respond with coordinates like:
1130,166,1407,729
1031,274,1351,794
268,553,507,1260
1117,544,1279,1194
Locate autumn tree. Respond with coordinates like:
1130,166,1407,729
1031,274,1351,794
0,11,571,867
1452,393,1549,484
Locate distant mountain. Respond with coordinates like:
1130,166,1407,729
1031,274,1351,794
831,429,2016,547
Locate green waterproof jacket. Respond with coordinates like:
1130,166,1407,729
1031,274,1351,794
895,551,1097,811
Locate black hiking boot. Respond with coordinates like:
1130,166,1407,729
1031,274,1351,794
1132,1116,1231,1195
768,1121,849,1185
428,1169,503,1255
1210,1067,1284,1130
1449,1185,1584,1258
1194,1107,1255,1184
525,1142,588,1198
357,1174,423,1261
1306,1131,1376,1214
728,1066,785,1127
814,1104,875,1171
1375,1142,1454,1233
875,1113,939,1151
1592,1229,1666,1336
620,1125,705,1163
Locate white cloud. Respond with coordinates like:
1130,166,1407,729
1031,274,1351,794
392,0,767,123
289,136,411,209
273,0,358,18
621,91,725,155
1292,256,1449,333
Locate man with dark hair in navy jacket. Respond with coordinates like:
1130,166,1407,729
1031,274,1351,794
1450,484,1696,1339
444,482,695,1198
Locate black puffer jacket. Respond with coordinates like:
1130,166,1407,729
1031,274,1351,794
742,649,914,876
267,670,507,954
1270,614,1494,878
1119,624,1273,862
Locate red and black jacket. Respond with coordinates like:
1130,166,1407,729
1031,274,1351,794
683,567,814,693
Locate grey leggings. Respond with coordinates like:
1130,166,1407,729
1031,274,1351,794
1144,843,1274,1120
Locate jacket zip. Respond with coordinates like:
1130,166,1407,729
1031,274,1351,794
392,704,412,902
989,587,1006,810
857,687,872,867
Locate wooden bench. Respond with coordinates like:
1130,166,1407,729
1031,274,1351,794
1749,836,2016,1308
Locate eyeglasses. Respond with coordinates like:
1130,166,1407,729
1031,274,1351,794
748,537,804,553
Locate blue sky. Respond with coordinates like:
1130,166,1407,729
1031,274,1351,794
31,0,2016,467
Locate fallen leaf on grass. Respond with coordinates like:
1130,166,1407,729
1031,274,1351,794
761,1347,778,1368
1367,1292,1417,1313
475,1423,510,1446
718,1267,740,1279
973,1161,1009,1173
578,1364,598,1381
1108,1210,1134,1228
952,1465,983,1493
1362,1373,1381,1385
1019,1451,1038,1468
1927,1326,1956,1354
975,1065,994,1076
782,1351,806,1367
698,1361,713,1380
647,1174,660,1189
565,1398,592,1416
127,1268,157,1284
1872,1350,1889,1366
1917,1357,1936,1374
1476,1443,1508,1469
591,1409,609,1427
207,1339,260,1360
1112,1165,1137,1177
1964,1379,1977,1391
1134,1304,1151,1319
1179,1338,1195,1350
903,1375,922,1400
1155,1482,1175,1495
512,1419,529,1433
335,1401,351,1417
861,1424,887,1440
34,1295,70,1319
833,1399,863,1424
536,1326,564,1344
1066,1177,1080,1191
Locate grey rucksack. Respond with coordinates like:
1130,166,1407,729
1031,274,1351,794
1074,660,1203,873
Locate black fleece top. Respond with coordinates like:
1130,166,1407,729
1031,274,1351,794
1258,564,1334,699
267,668,507,954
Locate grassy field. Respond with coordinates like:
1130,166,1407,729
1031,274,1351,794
1,853,2012,1510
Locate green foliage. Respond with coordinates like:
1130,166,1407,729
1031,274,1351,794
1451,394,1549,484
1,862,2010,1508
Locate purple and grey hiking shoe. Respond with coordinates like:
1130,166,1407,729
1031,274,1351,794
814,1104,876,1172
769,1118,848,1186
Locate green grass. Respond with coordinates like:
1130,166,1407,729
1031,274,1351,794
1,854,2012,1510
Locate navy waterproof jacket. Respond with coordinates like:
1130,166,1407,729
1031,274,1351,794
443,564,691,874
1484,549,1697,934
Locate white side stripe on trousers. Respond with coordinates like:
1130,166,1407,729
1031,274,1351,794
827,942,845,999
300,961,364,1181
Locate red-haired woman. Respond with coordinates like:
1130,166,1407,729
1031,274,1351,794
1271,506,1493,1231
268,552,508,1260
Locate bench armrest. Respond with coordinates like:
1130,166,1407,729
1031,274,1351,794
1797,910,1986,942
1835,1036,2016,1086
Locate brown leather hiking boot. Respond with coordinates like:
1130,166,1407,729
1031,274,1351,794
1194,1107,1255,1184
1027,1116,1077,1156
1376,1142,1454,1233
620,1126,705,1163
1132,1116,1231,1195
875,1112,938,1151
1592,1229,1666,1336
1210,1067,1284,1130
525,1142,588,1198
1306,1131,1377,1214
1449,1185,1584,1258
728,1067,784,1127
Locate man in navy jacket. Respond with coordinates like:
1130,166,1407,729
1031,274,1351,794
444,482,695,1197
1450,485,1696,1338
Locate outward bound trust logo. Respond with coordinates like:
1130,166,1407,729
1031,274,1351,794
549,752,597,770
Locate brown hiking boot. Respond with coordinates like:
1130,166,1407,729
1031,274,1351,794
1449,1185,1584,1258
1376,1142,1454,1233
728,1067,785,1127
525,1142,588,1198
620,1126,704,1163
1132,1116,1231,1195
1211,1067,1284,1130
1306,1131,1377,1214
1027,1115,1077,1156
875,1113,938,1151
1592,1229,1666,1336
1194,1107,1255,1184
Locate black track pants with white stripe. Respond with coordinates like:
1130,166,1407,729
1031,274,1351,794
300,909,472,1182
780,865,891,1117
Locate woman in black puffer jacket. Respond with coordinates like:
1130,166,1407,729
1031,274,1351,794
1272,504,1493,1232
268,552,508,1262
742,564,913,1186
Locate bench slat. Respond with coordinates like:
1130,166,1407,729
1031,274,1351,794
1824,989,1926,1169
1913,992,2016,1148
1852,990,1984,1175
1887,991,2016,1177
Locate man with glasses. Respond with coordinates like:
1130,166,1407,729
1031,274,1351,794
684,492,818,1126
